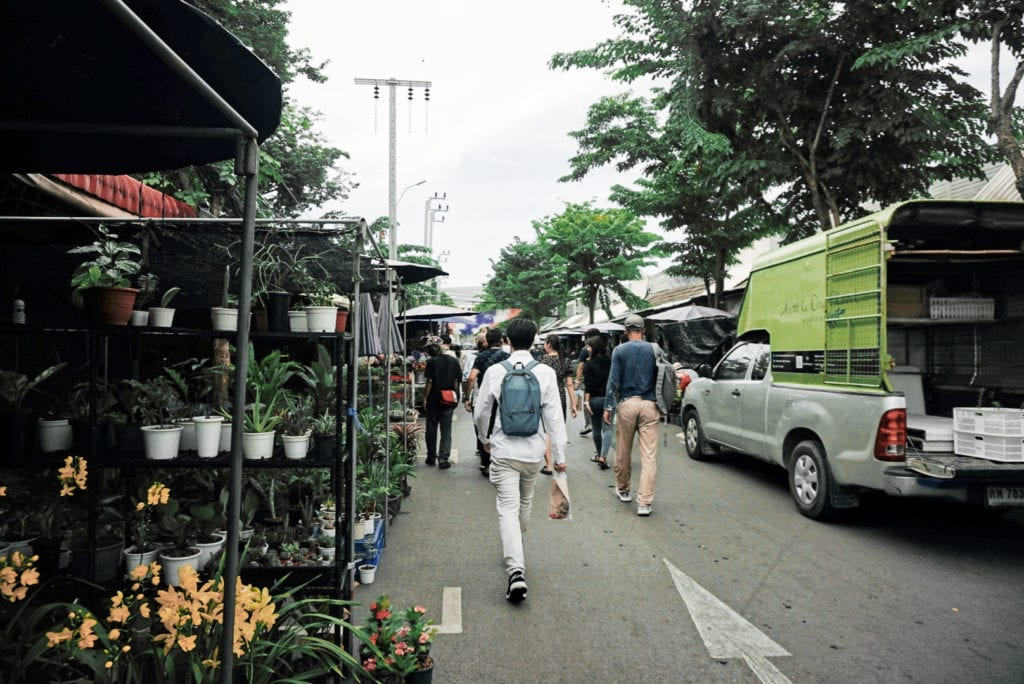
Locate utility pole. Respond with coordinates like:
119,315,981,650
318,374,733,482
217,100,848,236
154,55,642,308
354,76,431,260
423,192,448,255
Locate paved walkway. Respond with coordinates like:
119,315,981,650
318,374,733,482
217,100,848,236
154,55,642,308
357,406,713,683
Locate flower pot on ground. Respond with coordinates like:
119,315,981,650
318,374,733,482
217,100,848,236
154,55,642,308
38,418,73,453
289,309,308,332
141,424,182,460
358,563,377,584
193,415,224,458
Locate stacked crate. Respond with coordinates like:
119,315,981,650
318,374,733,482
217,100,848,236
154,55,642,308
953,408,1024,462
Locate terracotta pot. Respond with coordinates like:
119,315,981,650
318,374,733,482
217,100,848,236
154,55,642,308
84,286,139,326
335,309,349,332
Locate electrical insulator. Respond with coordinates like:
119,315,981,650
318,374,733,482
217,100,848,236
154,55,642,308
373,85,379,99
12,299,25,324
424,88,430,101
407,86,413,100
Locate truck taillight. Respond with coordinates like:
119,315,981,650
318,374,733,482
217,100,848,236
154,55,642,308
874,408,906,461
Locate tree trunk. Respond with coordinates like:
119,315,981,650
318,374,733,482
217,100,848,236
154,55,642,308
989,25,1024,199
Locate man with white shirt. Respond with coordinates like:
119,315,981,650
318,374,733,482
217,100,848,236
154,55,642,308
474,317,567,603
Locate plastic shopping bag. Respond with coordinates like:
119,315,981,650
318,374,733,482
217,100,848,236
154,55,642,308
548,471,571,520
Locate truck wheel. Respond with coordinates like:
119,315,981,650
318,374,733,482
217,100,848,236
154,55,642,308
788,440,836,520
683,409,712,461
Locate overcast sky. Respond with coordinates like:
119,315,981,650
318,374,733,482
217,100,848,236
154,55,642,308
283,1,999,289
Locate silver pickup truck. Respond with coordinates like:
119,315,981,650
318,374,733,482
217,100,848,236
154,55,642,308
681,338,1024,520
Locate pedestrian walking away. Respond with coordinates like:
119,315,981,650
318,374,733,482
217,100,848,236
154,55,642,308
604,314,660,516
422,335,462,469
575,327,600,436
464,327,509,476
582,335,612,469
474,317,567,603
539,335,577,475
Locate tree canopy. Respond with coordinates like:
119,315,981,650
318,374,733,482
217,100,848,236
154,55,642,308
486,202,662,324
550,0,1000,299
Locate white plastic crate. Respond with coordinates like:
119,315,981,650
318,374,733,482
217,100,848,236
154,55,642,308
953,407,1024,437
929,296,994,319
954,431,1024,462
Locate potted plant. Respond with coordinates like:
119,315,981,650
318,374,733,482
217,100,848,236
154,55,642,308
37,380,76,453
361,596,438,680
147,285,182,328
278,540,301,564
317,531,336,562
211,264,243,331
123,481,169,569
189,500,227,571
130,272,159,326
297,343,338,415
156,498,201,586
247,343,301,408
135,376,182,460
303,283,338,333
278,394,314,460
0,362,66,462
288,301,309,333
311,410,337,461
67,224,142,325
242,388,282,460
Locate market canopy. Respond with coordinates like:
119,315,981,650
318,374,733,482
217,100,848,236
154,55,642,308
400,304,479,321
647,305,734,322
0,0,282,173
372,259,447,286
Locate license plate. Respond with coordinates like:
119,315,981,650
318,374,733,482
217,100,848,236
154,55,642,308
986,486,1024,507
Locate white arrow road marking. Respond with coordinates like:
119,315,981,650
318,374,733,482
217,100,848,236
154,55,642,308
664,559,792,684
434,586,463,634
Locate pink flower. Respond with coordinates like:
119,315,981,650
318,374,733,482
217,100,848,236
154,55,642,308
419,632,430,644
413,605,426,613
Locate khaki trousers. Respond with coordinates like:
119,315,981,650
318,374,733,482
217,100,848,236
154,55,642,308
613,397,660,506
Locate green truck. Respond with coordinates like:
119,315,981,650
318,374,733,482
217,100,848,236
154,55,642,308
682,200,1024,519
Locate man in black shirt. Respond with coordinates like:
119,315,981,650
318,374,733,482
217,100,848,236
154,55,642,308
464,327,509,475
423,335,463,469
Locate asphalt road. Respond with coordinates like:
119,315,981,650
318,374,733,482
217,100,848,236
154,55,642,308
361,409,1024,683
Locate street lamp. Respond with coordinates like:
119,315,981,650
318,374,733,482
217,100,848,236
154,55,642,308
388,180,427,259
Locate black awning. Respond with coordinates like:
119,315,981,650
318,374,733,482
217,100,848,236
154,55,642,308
0,0,282,173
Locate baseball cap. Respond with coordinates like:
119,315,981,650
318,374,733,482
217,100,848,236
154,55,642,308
624,314,644,330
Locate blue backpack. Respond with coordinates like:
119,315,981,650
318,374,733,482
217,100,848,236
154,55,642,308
492,360,543,437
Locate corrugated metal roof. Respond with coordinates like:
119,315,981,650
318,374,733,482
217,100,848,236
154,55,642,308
974,164,1023,201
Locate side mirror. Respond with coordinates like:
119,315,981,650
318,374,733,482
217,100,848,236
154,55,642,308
696,363,712,378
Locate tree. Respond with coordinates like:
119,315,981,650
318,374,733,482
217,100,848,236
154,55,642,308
395,243,454,310
533,202,664,324
878,1,1024,197
483,238,565,323
551,0,995,238
139,0,355,217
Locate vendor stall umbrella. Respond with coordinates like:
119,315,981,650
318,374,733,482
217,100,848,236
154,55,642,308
646,305,734,322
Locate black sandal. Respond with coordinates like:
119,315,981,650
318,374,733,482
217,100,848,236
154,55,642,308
595,457,610,470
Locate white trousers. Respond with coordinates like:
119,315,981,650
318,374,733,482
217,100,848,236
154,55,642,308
489,456,542,575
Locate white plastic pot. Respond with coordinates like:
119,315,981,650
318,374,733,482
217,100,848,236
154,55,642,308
242,430,276,460
305,306,337,333
193,415,224,458
288,310,308,332
38,418,73,453
282,432,311,460
141,424,182,460
148,306,175,327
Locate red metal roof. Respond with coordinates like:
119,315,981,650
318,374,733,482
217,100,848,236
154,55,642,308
52,173,197,219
